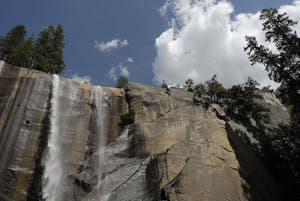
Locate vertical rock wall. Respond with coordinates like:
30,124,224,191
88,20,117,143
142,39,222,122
0,62,128,201
0,62,288,201
126,82,283,201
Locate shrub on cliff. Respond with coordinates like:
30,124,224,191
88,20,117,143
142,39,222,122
193,83,206,97
184,78,194,92
116,76,129,88
225,77,269,125
205,74,225,103
119,109,135,128
161,83,168,89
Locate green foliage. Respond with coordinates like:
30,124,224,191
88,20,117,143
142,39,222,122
0,25,65,74
119,109,135,127
226,77,269,124
32,25,65,74
245,8,300,114
205,74,224,103
286,105,294,114
0,25,32,66
0,25,26,60
251,103,270,126
245,8,300,195
261,85,274,93
6,36,34,67
116,76,129,88
193,83,206,97
184,75,225,103
184,79,194,92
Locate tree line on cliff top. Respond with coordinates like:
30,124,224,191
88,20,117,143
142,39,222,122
0,25,65,74
162,8,300,198
245,9,300,197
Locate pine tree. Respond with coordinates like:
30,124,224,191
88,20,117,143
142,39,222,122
32,25,65,74
0,24,66,74
6,36,34,67
205,74,223,103
0,25,29,63
245,8,300,197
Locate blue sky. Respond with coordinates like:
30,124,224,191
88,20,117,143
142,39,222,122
0,0,298,87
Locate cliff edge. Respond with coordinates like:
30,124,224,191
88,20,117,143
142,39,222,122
0,61,290,201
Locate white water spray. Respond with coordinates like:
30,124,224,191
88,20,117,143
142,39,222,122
42,74,63,201
91,86,110,200
42,76,110,200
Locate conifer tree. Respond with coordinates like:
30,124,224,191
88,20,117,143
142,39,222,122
32,25,65,74
0,24,66,74
245,8,300,195
6,36,34,67
0,25,29,65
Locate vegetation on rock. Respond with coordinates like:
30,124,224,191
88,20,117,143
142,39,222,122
119,109,135,128
184,78,194,92
0,25,65,74
161,83,168,89
245,8,300,198
116,76,129,88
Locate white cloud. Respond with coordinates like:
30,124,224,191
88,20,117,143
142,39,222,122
119,64,130,77
109,67,117,81
127,57,134,63
108,64,130,81
71,74,91,84
120,39,129,46
153,0,300,88
95,38,129,52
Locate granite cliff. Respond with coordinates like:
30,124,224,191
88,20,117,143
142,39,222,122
0,61,290,201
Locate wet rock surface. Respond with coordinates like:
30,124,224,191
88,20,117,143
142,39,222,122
0,62,289,201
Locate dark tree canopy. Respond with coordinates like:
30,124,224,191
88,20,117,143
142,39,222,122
0,25,66,74
245,8,300,113
205,74,224,103
184,78,194,92
32,25,65,74
116,76,129,88
193,83,206,97
161,83,168,89
0,25,30,67
245,8,300,196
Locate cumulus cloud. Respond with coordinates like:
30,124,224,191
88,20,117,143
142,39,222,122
153,0,300,88
109,67,117,81
71,74,91,84
108,64,130,81
119,64,130,77
127,57,134,63
95,38,129,52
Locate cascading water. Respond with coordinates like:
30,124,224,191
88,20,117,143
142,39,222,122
91,86,110,200
42,76,110,201
42,74,63,201
42,75,81,201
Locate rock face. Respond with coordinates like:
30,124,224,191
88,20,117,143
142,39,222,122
0,61,128,201
126,83,282,201
0,61,288,201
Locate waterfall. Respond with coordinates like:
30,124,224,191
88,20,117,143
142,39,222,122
91,86,110,200
42,76,110,200
42,74,63,201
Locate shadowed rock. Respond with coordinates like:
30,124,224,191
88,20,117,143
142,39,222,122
0,62,288,201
